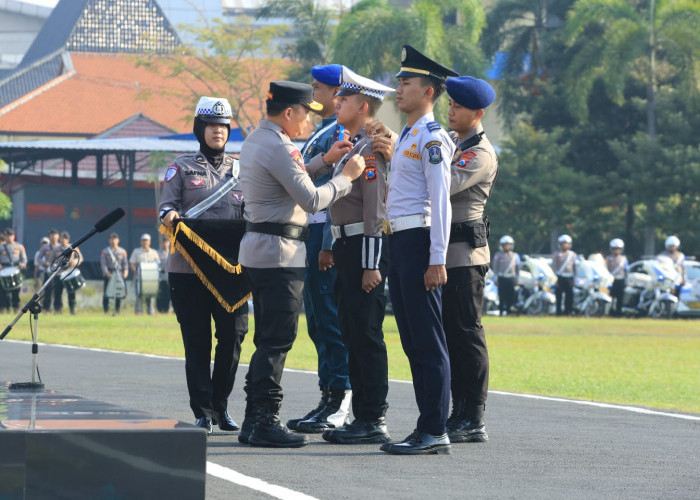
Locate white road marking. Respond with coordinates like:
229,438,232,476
207,462,318,500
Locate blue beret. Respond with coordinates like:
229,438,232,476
311,64,343,86
446,76,496,110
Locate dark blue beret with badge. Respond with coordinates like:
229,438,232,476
396,44,458,81
311,64,343,86
446,76,496,110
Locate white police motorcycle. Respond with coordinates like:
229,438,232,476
572,254,613,317
482,269,500,315
621,258,680,319
514,256,557,315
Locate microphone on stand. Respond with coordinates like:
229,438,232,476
60,208,125,258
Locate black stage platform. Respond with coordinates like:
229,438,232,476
0,382,206,500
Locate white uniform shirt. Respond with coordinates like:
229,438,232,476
386,112,455,265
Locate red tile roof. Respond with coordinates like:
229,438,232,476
0,52,291,136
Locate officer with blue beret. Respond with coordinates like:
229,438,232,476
441,76,497,444
375,44,458,455
288,63,353,434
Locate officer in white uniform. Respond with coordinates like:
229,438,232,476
606,238,628,316
552,234,577,315
160,96,248,435
237,81,363,448
492,235,520,315
377,45,457,455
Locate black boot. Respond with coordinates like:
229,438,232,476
448,403,488,443
248,401,309,448
445,397,465,433
238,399,257,444
286,386,329,431
296,387,351,433
322,417,391,444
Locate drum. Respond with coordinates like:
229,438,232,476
0,266,22,291
137,262,159,298
105,274,127,299
60,268,86,292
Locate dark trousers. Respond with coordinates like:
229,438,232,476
156,280,171,312
4,289,20,311
303,223,349,390
497,276,516,315
102,277,122,313
169,272,248,419
556,276,574,315
611,278,625,316
43,280,63,312
333,234,389,421
387,228,450,436
442,265,490,404
243,266,304,406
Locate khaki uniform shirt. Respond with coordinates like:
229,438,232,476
552,250,577,277
605,254,628,280
38,243,61,271
659,250,686,283
158,151,243,274
446,124,498,269
100,246,128,277
129,247,160,266
238,119,352,268
492,250,520,278
0,242,27,267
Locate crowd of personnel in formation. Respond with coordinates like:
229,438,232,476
1,228,172,315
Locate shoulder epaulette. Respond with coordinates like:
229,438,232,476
426,121,442,132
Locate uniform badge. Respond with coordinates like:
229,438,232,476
290,149,305,170
232,193,244,203
426,141,443,164
190,178,204,187
411,129,419,136
364,166,377,181
401,47,407,62
403,149,422,160
164,165,178,182
456,150,478,168
410,143,417,151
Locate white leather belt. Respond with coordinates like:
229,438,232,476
307,211,327,224
383,214,431,235
331,222,364,239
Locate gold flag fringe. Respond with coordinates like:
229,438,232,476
159,224,250,313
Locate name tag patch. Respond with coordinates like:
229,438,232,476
403,150,422,160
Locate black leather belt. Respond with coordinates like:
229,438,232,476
246,222,309,242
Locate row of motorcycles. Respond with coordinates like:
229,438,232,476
483,254,682,319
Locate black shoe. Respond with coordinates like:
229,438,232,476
380,431,451,455
448,403,488,443
249,415,309,448
213,410,240,431
195,417,213,436
445,398,465,433
322,418,391,444
296,388,351,433
286,386,330,431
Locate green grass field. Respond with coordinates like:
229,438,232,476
2,311,698,414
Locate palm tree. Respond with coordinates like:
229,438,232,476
564,0,700,253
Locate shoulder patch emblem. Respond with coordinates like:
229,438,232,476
290,149,305,170
456,150,478,168
428,144,443,164
425,140,442,149
403,149,422,160
426,121,442,132
232,193,244,203
164,165,178,182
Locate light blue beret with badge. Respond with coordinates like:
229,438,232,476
311,64,343,86
446,76,496,110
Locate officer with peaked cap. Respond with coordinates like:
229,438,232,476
552,234,577,315
159,96,248,435
237,81,364,448
374,44,458,455
441,75,498,444
287,64,353,435
302,66,396,445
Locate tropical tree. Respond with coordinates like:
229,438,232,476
564,0,700,253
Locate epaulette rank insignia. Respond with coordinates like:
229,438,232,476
426,121,441,132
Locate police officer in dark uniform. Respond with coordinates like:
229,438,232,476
238,81,364,448
159,96,248,435
374,45,457,455
442,76,498,444
0,228,28,312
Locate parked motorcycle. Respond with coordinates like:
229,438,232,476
514,256,557,316
483,269,500,316
572,254,613,317
622,258,680,319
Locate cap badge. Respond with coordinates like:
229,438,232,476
212,101,226,115
401,47,407,62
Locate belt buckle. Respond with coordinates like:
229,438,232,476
284,225,302,239
382,219,392,235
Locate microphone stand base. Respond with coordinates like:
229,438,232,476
9,382,45,391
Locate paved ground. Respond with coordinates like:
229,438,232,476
1,340,699,499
